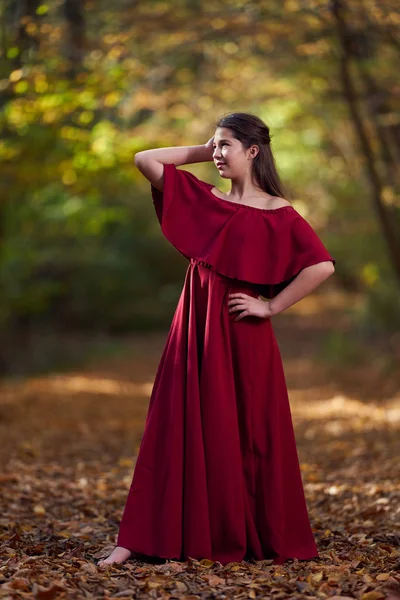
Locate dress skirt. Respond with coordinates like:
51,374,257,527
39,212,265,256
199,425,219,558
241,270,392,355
116,258,319,565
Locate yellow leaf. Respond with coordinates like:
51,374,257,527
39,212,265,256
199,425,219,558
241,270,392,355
361,592,385,600
57,531,70,538
147,580,162,589
199,558,215,568
323,529,331,537
311,571,323,582
118,458,134,467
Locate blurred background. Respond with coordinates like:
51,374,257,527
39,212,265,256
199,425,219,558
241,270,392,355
0,0,399,381
1,1,400,587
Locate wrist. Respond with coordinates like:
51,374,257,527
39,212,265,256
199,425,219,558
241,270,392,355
265,300,279,317
201,143,214,162
187,144,213,163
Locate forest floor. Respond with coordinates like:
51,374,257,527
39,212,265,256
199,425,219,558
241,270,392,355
0,291,399,599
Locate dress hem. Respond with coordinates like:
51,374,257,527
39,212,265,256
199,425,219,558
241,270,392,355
116,542,320,566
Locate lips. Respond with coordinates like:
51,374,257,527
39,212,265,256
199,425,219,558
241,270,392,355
216,162,226,167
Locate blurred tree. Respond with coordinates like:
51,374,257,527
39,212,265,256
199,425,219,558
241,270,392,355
64,0,86,75
331,0,400,281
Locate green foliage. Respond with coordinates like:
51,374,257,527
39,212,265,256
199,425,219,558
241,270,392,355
0,179,185,331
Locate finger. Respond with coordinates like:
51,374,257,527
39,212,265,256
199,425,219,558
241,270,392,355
229,303,247,312
235,310,248,321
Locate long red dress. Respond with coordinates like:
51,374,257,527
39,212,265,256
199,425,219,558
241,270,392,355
116,163,335,565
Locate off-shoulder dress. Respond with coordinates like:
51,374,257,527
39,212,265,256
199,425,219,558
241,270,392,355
116,163,335,565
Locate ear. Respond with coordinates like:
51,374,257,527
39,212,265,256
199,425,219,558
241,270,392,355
246,145,258,160
250,144,260,158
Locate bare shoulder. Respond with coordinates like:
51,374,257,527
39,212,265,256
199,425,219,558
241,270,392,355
269,196,292,208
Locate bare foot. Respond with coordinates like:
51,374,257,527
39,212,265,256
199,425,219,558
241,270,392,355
97,546,132,566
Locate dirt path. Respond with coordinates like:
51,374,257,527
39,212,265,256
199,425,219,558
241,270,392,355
0,292,399,599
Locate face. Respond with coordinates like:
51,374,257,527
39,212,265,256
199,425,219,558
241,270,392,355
212,127,259,178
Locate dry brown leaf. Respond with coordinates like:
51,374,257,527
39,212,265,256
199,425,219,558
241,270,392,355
34,583,66,600
206,574,226,586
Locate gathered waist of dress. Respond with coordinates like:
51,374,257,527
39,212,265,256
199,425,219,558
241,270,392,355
189,258,269,296
190,258,214,269
190,258,233,283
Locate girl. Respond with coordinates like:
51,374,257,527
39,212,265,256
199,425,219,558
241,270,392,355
98,112,335,567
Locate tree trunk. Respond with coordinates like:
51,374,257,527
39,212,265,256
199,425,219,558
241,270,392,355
63,0,86,76
331,0,400,284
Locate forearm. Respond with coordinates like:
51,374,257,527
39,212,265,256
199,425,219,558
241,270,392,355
135,145,211,167
269,262,335,315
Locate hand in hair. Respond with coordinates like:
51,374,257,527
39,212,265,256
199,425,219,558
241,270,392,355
204,135,215,158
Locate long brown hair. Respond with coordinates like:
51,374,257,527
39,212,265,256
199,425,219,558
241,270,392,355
215,112,286,198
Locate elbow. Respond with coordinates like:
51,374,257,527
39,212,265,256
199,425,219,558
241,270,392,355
310,260,335,275
312,260,335,281
134,152,144,167
323,261,335,280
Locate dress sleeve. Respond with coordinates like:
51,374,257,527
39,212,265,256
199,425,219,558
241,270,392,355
151,163,182,227
262,213,336,298
288,213,335,272
150,162,232,260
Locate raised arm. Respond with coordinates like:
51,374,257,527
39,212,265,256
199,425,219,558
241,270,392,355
134,139,214,192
